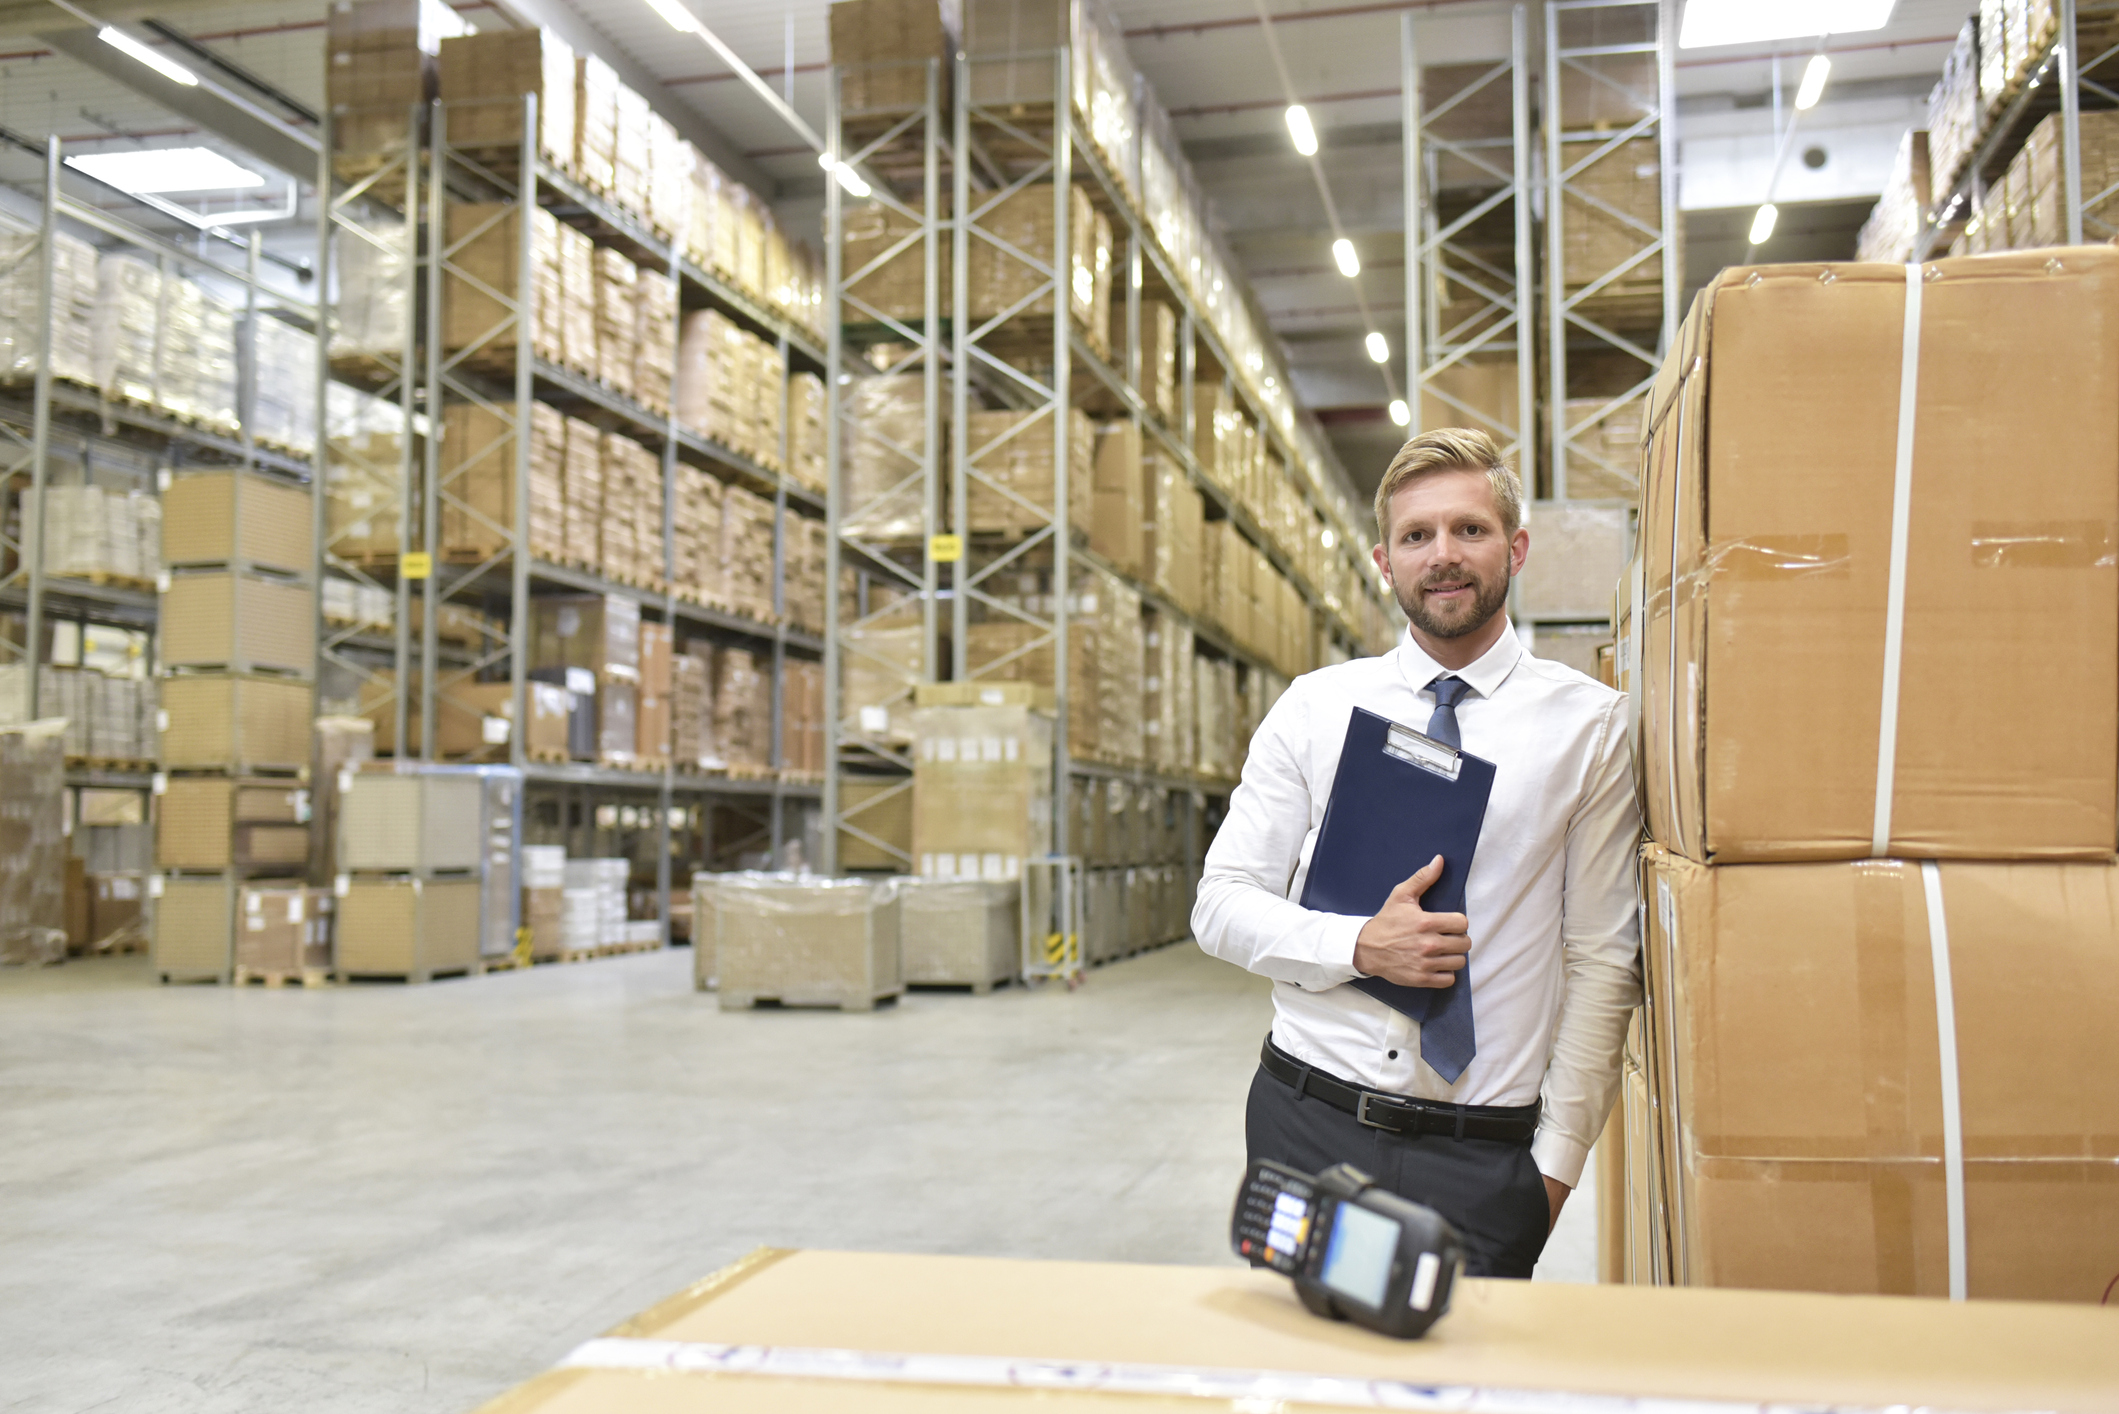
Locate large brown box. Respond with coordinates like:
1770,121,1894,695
441,202,562,366
715,876,903,1012
160,471,313,575
435,28,576,163
156,777,310,873
159,674,314,773
1089,420,1143,573
1143,449,1202,615
911,703,1052,881
233,885,330,977
532,593,642,681
1636,846,2119,1303
828,0,954,114
151,874,232,981
472,1248,2119,1414
965,406,1094,537
161,572,316,677
1638,251,2119,863
336,875,481,980
439,400,568,564
899,877,1017,990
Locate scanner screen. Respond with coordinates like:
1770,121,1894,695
1319,1202,1399,1310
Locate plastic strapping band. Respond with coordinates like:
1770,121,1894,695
1872,264,1923,856
1920,860,1968,1301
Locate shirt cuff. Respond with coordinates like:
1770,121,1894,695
1304,913,1368,990
1531,1128,1590,1189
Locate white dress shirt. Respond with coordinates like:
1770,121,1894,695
1191,621,1641,1187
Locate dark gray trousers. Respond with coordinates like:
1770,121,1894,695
1244,1063,1552,1278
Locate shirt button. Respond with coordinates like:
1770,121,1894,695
1387,1050,1399,1060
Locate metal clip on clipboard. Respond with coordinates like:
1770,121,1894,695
1381,723,1462,781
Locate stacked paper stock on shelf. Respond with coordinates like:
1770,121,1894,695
0,229,96,385
1620,249,2119,1301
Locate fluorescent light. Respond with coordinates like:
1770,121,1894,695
1794,54,1831,110
1364,331,1389,364
1285,105,1318,157
1320,527,1336,549
98,26,198,86
818,156,870,199
67,146,264,195
1388,398,1410,427
1332,238,1360,278
641,0,700,33
1748,203,1778,245
1678,0,1893,48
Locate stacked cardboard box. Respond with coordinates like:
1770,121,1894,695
712,646,772,768
966,406,1094,538
575,53,620,195
1104,298,1178,424
778,658,825,774
675,310,785,469
442,203,564,370
636,621,671,764
633,271,677,417
828,0,955,113
840,198,947,324
1855,131,1933,264
1624,249,2119,1300
1518,502,1628,623
912,694,1052,881
965,562,1142,764
1560,137,1663,310
720,485,777,622
599,432,663,587
784,516,828,634
1143,447,1202,614
612,84,652,216
1193,652,1239,780
322,385,411,562
787,372,827,493
532,594,642,767
1926,22,1979,196
327,0,466,165
671,465,724,606
842,374,929,539
435,27,576,165
561,415,603,563
967,183,1112,357
439,400,569,564
670,650,714,767
0,721,66,965
1142,609,1196,775
1559,396,1645,500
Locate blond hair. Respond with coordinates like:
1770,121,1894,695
1372,428,1523,544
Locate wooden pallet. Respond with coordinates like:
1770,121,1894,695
719,986,901,1014
526,746,573,765
65,756,155,774
232,966,331,989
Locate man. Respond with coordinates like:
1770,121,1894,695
1192,428,1640,1278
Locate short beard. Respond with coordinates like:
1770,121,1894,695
1397,566,1510,640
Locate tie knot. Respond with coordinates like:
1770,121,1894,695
1429,675,1471,710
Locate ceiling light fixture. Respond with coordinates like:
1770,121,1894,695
67,145,263,194
817,153,870,198
1365,331,1389,364
97,26,198,86
1332,238,1360,278
1388,398,1410,427
1748,202,1779,245
642,0,701,32
1794,54,1831,109
1677,0,1893,48
1285,104,1318,156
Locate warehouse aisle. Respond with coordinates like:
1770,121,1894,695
0,945,1595,1413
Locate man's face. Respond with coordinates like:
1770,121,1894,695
1371,468,1529,640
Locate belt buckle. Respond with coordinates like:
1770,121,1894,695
1355,1092,1403,1131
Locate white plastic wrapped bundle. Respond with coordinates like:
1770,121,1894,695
0,229,97,385
93,253,159,406
248,316,318,454
42,485,158,583
331,212,411,362
158,276,239,432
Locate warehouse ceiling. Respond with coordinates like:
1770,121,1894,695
0,0,1985,508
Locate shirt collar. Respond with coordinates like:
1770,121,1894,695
1394,618,1524,701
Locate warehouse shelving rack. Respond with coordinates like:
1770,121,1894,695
820,44,1399,980
0,137,324,977
1913,0,2119,257
315,93,835,943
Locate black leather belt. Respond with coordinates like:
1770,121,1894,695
1260,1036,1540,1145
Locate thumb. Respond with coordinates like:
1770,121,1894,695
1400,854,1445,900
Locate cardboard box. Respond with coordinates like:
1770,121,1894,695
441,202,563,367
150,873,230,980
1638,845,2119,1303
480,1247,2119,1413
827,0,955,113
435,27,576,163
531,594,641,681
160,471,313,575
158,674,314,773
715,876,903,1011
912,703,1052,879
1638,251,2119,862
156,777,310,873
965,406,1094,538
439,400,568,564
160,572,316,677
900,877,1018,989
88,871,144,949
1090,420,1144,573
233,885,329,976
836,777,912,870
336,875,481,980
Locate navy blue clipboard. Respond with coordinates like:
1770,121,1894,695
1296,706,1496,1022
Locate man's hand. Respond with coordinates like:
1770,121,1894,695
1351,855,1470,987
1544,1174,1571,1233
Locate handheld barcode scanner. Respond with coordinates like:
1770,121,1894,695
1231,1159,1464,1339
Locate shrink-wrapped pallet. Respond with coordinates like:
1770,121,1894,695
323,383,410,561
712,645,771,767
900,877,1018,990
646,115,691,239
442,202,563,368
555,221,597,377
435,27,576,164
784,516,827,635
719,484,776,622
912,702,1051,881
574,54,620,195
671,650,715,767
788,371,826,493
613,82,652,217
42,485,159,585
965,406,1093,539
672,464,724,604
156,274,239,432
92,254,158,408
714,874,903,1011
0,229,96,385
0,719,65,965
330,211,412,364
966,183,1110,356
633,269,676,417
594,246,638,399
247,316,319,455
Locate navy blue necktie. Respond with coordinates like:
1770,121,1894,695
1420,674,1476,1081
1426,675,1471,750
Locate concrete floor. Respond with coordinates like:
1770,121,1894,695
0,943,1597,1414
